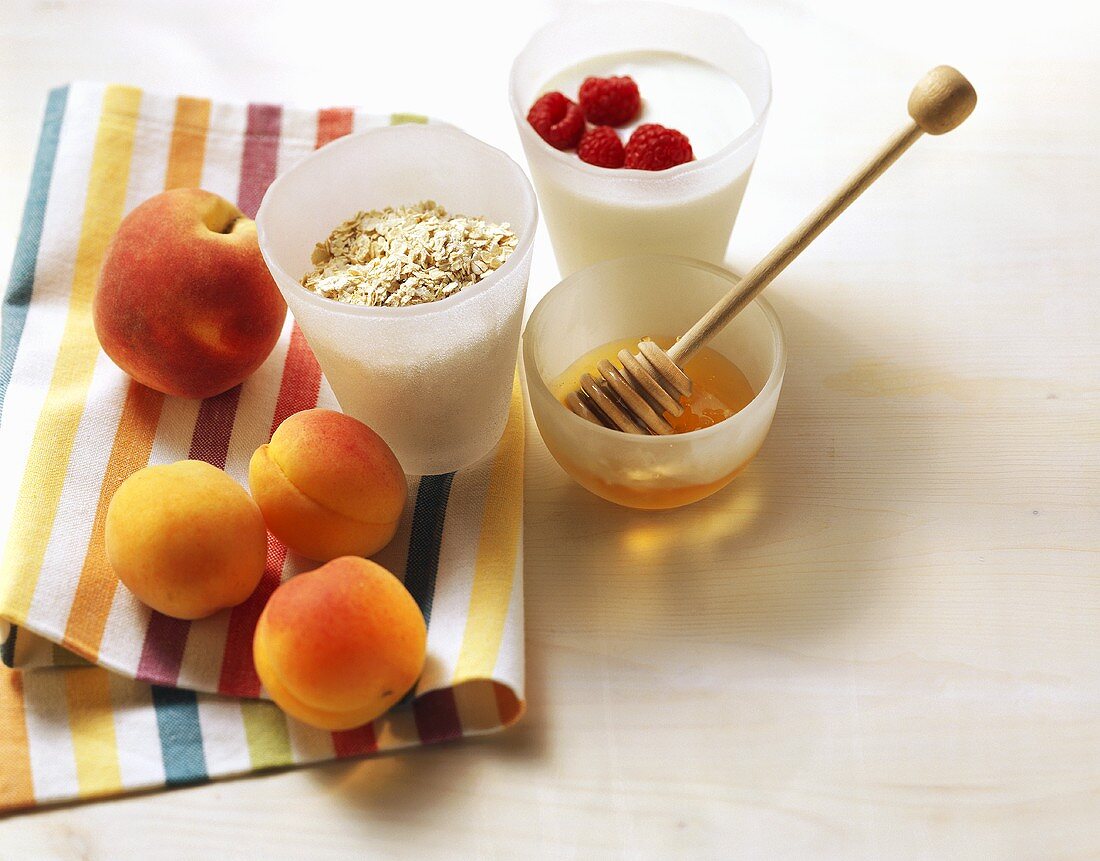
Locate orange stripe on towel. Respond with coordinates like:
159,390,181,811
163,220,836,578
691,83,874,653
0,672,35,811
316,107,354,148
165,96,211,189
64,383,165,655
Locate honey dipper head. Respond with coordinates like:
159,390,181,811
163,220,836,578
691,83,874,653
568,339,692,435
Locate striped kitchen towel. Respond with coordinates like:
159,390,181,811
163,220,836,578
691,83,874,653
0,83,524,813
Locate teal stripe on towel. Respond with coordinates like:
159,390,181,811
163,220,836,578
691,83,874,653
151,686,208,785
0,85,69,418
0,625,16,668
0,86,69,666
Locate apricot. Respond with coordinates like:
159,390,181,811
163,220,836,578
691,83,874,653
248,409,406,561
105,460,267,620
253,557,427,730
94,188,287,399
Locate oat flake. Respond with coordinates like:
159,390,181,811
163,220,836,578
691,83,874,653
301,201,518,308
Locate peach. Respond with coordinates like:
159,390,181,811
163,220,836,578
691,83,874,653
94,188,286,399
105,460,268,620
248,409,406,561
253,557,426,730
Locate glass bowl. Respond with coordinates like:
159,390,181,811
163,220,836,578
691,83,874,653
522,255,786,509
256,124,537,476
509,1,771,276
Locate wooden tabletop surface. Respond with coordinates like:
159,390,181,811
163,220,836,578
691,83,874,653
1,0,1097,857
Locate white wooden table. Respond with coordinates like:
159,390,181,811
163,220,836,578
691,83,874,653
1,1,1097,857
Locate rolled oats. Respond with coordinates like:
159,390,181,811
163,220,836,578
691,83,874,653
300,201,518,308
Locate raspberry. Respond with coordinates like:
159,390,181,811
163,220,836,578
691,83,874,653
578,76,641,127
577,126,625,168
527,91,585,150
624,124,694,171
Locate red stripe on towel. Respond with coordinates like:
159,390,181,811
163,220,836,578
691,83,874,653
188,103,284,472
237,103,282,219
331,723,378,758
413,689,463,745
217,532,288,696
187,386,242,468
135,613,191,686
138,103,287,689
269,323,323,433
217,108,333,696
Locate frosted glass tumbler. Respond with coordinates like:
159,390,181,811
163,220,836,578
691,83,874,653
256,125,537,475
509,1,771,276
523,255,785,509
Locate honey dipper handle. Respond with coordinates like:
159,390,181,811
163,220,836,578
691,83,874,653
668,66,976,366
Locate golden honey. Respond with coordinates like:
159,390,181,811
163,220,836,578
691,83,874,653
551,336,755,433
550,336,758,508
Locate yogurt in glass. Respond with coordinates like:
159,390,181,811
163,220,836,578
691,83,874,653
509,2,771,276
542,50,754,162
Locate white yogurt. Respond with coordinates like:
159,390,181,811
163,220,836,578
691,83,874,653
543,50,754,159
522,50,763,275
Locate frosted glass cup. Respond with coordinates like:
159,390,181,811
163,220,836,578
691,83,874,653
523,255,785,509
256,125,537,476
509,1,771,276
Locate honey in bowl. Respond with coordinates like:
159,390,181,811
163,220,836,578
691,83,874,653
551,336,755,434
549,337,757,508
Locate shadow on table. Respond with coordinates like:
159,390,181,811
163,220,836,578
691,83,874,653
305,578,554,820
305,654,552,822
521,286,952,645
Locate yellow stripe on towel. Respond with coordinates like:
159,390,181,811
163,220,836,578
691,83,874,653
240,700,292,769
0,85,142,625
453,377,524,683
65,668,122,797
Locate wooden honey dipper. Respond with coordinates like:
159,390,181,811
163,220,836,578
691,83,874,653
567,65,977,434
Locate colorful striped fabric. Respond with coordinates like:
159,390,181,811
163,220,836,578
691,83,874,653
0,83,525,813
